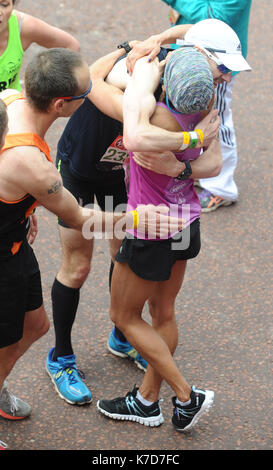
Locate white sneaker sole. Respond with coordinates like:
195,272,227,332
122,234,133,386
107,342,128,359
175,390,214,432
46,366,92,406
97,401,164,427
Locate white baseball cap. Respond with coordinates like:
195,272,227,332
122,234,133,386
179,19,251,72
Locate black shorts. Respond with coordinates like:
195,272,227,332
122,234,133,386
116,218,201,282
0,241,43,348
56,156,128,228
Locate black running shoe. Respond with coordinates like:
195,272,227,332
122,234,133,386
97,386,164,427
172,385,214,431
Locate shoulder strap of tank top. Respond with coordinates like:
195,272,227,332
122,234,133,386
2,134,52,162
156,101,185,129
1,93,52,162
2,92,24,106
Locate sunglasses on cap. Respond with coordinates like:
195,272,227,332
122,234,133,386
56,81,92,101
177,42,233,75
201,48,232,75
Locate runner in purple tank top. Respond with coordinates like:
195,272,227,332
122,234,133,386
89,43,227,431
127,103,202,239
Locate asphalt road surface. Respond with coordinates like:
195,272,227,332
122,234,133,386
0,0,272,455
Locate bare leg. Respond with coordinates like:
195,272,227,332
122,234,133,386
0,305,49,419
0,304,49,390
54,226,122,356
57,226,94,289
139,260,187,402
110,261,191,402
108,237,122,263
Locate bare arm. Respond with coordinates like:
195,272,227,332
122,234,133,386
27,214,38,245
88,48,128,122
89,48,219,158
190,138,222,178
122,56,219,152
122,52,221,179
14,148,183,238
15,150,100,231
132,137,222,179
16,11,80,52
122,56,185,152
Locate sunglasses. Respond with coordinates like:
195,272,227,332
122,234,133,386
56,81,92,101
201,48,232,75
178,43,233,75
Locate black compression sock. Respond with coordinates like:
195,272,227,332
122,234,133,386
109,260,127,343
51,277,80,361
108,260,114,292
113,327,128,343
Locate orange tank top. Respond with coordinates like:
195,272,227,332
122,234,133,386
0,93,53,258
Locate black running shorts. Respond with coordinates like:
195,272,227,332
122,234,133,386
116,218,201,281
56,156,128,228
0,241,43,348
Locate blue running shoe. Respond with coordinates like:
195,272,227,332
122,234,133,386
107,329,147,372
46,348,92,405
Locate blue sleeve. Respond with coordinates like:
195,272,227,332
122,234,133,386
161,0,251,24
161,1,210,23
208,1,252,25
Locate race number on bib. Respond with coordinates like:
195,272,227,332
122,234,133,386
100,136,129,165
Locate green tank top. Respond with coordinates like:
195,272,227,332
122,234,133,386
0,12,24,92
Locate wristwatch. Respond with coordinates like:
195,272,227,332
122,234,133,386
117,41,132,53
176,161,192,180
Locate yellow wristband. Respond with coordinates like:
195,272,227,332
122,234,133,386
130,209,140,229
179,132,190,151
195,129,204,146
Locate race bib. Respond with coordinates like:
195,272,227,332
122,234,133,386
100,136,129,165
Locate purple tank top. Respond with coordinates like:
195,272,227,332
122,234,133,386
126,102,202,240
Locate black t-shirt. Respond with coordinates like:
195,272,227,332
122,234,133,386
57,99,125,183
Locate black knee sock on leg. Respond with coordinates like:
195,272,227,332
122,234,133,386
109,260,127,343
51,277,80,361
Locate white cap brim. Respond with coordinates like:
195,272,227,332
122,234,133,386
216,52,252,72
